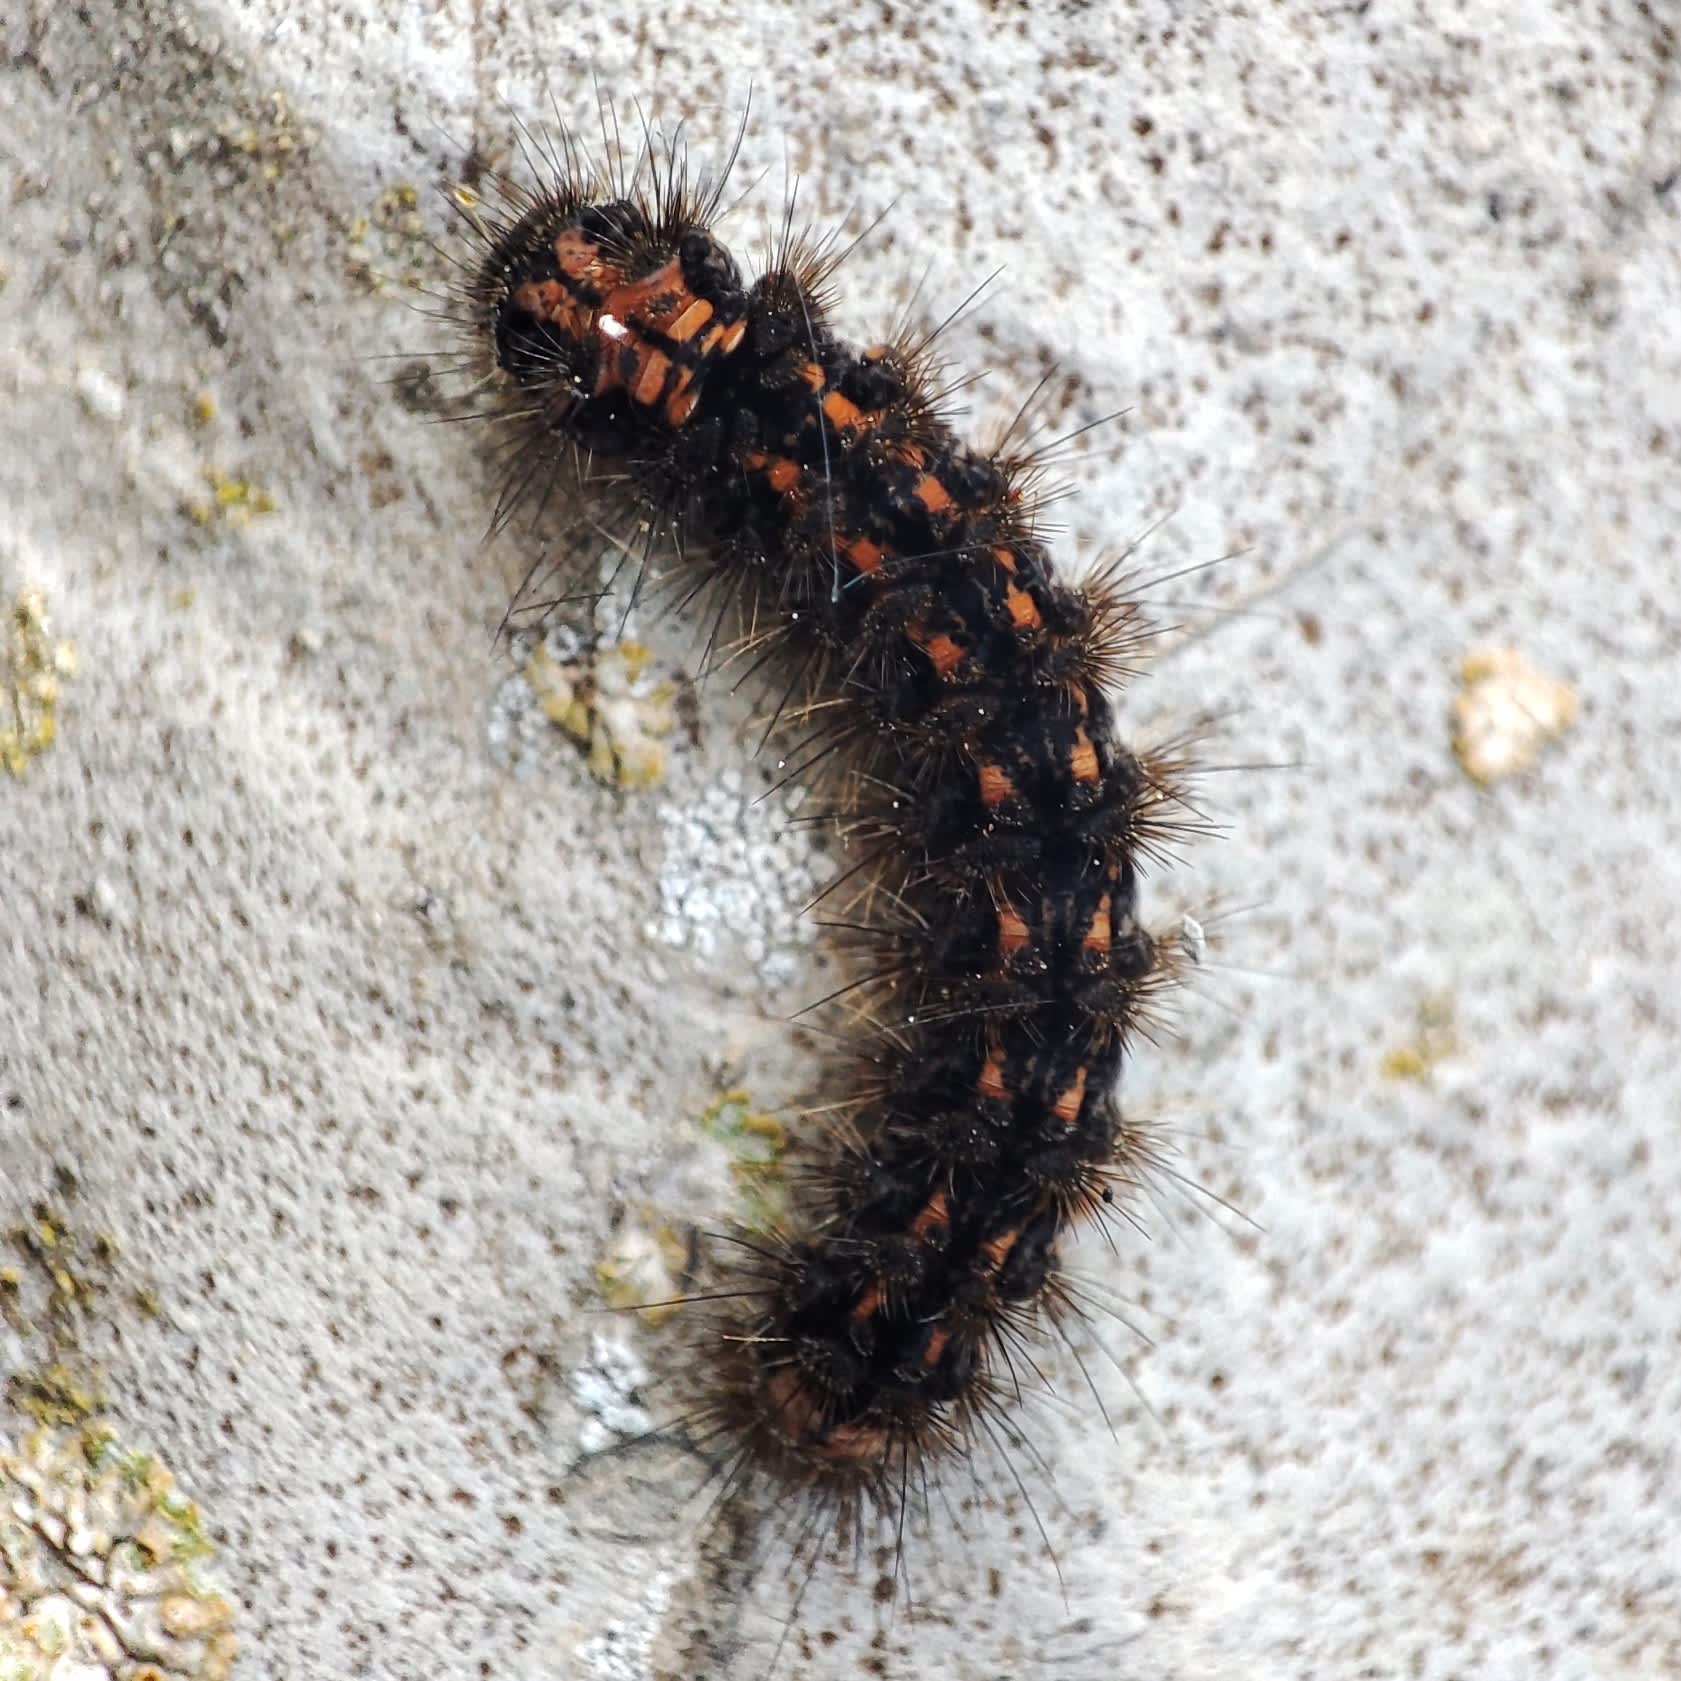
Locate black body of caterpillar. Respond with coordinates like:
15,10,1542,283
441,118,1194,1549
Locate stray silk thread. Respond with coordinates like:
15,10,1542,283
435,107,1212,1571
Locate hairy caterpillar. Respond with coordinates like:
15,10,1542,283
428,102,1212,1586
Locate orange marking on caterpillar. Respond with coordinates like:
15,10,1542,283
1083,895,1113,954
910,1188,951,1237
510,278,592,343
1053,1065,1088,1126
765,1369,889,1465
1004,582,1042,631
996,902,1032,956
631,348,672,407
977,1041,1009,1103
907,619,967,677
743,451,803,495
667,296,714,343
850,1280,885,1326
524,252,747,431
917,1324,952,1374
914,474,956,517
603,258,688,330
844,535,886,573
978,1225,1022,1273
1069,728,1100,783
977,761,1019,808
821,389,877,437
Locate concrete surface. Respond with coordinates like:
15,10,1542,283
3,2,1678,1677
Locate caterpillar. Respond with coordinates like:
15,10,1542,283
432,105,1205,1577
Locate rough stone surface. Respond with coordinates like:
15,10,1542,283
3,4,1678,1678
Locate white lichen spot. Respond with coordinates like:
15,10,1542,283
1452,647,1577,785
2,591,76,778
73,367,124,424
570,1333,653,1457
648,768,835,990
575,1562,677,1681
0,1422,237,1680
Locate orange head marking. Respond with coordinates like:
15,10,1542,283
666,295,715,343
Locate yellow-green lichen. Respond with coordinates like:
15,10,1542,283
183,469,276,527
2,1201,137,1431
2,592,76,778
2,1192,199,1677
0,1422,238,1681
6,1207,116,1324
344,180,431,294
1380,993,1460,1081
0,1271,21,1332
6,1364,107,1432
700,1089,790,1232
595,1216,690,1327
524,638,677,789
212,88,313,186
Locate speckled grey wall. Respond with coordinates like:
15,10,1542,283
3,3,1678,1678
